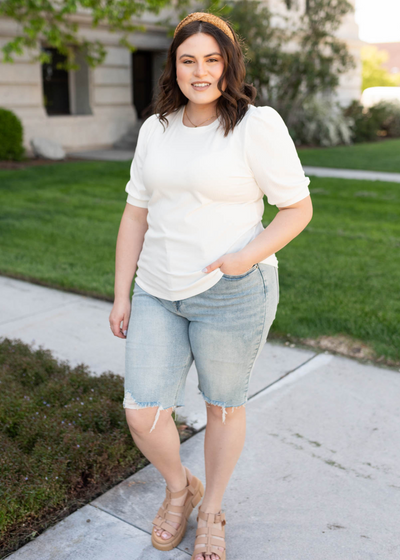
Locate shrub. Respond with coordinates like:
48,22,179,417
289,96,354,147
373,99,400,138
0,107,24,161
0,337,144,554
343,99,400,142
0,336,193,557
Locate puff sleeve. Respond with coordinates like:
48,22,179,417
125,115,155,208
245,106,310,208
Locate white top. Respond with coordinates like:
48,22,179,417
125,104,310,301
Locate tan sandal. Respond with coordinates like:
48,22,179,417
191,506,227,560
151,466,204,551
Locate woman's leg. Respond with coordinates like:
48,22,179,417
126,407,193,540
185,264,279,559
124,285,195,541
193,404,246,560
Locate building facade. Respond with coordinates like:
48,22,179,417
0,10,172,153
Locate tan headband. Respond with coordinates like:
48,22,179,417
173,12,235,43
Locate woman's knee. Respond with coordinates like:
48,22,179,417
125,405,174,434
206,402,245,424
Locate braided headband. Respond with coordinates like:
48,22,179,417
173,12,235,43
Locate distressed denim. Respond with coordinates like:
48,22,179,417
124,262,279,432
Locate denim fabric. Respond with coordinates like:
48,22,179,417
124,263,279,431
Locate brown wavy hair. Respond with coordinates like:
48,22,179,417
151,16,257,137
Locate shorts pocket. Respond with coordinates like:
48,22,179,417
222,263,259,280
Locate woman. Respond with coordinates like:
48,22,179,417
109,11,312,560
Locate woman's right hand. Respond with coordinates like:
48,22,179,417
109,298,131,339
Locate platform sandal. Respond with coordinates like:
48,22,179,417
151,466,205,551
191,506,227,560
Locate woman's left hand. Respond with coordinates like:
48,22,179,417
202,252,255,276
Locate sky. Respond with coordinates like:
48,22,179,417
355,0,400,43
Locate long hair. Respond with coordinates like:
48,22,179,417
152,17,257,137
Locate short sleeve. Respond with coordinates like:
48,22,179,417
125,115,156,208
245,106,310,208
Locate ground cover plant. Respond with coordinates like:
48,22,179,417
298,138,400,173
0,337,193,557
0,160,399,365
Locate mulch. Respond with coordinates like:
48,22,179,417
0,157,89,170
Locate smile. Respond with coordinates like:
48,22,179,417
192,83,211,90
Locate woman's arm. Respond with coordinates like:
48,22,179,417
237,195,313,267
109,203,149,339
202,195,313,275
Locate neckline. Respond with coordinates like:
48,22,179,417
179,105,220,131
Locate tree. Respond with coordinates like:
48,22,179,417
226,0,357,126
0,0,171,70
361,45,400,91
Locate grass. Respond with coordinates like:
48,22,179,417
0,161,399,363
0,337,193,557
298,138,400,173
0,162,125,299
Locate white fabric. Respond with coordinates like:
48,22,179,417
125,104,310,301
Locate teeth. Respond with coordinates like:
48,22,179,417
192,83,210,87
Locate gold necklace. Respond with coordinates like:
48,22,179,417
184,105,217,128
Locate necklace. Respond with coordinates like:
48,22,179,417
184,105,217,128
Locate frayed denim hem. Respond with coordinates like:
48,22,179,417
198,388,247,424
123,391,184,433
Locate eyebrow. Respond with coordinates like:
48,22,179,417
178,52,221,59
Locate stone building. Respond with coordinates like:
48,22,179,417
0,1,362,153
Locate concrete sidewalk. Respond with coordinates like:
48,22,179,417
1,276,399,559
68,149,134,161
303,166,400,183
66,148,400,184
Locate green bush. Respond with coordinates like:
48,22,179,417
342,100,380,142
343,99,400,142
0,107,24,161
374,99,400,138
0,337,144,554
0,336,193,556
290,96,354,147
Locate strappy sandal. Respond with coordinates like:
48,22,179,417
191,506,227,560
151,466,204,551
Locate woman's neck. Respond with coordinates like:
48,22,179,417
183,102,218,127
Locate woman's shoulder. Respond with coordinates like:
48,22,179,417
242,104,290,146
140,113,162,133
244,104,285,127
140,109,181,134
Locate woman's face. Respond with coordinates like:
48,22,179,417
176,33,227,107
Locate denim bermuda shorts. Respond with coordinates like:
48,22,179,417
124,263,279,432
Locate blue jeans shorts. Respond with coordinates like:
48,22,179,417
124,263,279,432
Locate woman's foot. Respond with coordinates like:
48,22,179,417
153,466,192,540
193,508,225,560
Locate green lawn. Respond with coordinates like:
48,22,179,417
1,162,399,362
298,138,400,173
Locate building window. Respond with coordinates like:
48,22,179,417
132,50,154,119
42,47,70,115
41,47,92,116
